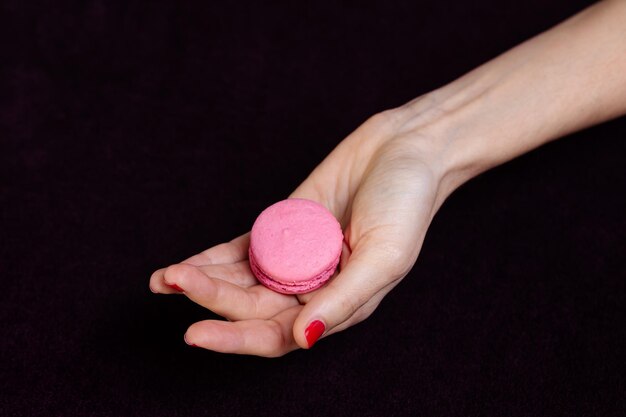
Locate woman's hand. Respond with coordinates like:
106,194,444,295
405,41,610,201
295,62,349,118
149,97,456,356
150,0,626,356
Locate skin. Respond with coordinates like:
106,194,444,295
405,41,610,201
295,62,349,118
149,0,626,357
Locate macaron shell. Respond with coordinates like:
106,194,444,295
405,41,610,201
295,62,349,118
249,198,343,292
249,249,339,294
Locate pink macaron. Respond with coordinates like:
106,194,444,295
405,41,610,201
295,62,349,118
249,198,343,294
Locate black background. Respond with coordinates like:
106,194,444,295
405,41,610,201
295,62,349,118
2,1,625,416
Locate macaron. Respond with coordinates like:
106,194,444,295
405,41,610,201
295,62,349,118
249,198,343,294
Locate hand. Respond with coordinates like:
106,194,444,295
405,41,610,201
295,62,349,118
150,0,626,356
149,97,458,356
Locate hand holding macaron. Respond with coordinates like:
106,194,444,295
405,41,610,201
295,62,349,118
149,0,626,356
149,102,450,356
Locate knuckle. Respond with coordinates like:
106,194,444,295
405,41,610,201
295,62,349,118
328,284,367,317
363,110,396,134
369,108,403,125
350,304,376,325
338,294,360,315
366,110,391,125
263,320,287,357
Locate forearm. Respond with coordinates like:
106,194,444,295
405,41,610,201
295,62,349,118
407,0,626,192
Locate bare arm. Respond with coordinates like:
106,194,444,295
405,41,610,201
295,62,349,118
401,0,626,195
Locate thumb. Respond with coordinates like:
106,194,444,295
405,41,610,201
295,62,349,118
292,241,410,349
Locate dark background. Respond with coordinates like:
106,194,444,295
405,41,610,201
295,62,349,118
1,0,624,416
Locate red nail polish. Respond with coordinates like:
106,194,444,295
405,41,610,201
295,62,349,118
304,320,325,348
165,282,184,292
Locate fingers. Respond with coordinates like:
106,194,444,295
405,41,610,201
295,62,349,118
182,233,250,266
292,242,410,349
196,261,258,288
149,233,251,294
150,260,258,294
158,263,299,320
185,305,302,357
150,267,185,294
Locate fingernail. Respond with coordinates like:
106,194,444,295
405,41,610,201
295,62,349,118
165,282,184,292
304,320,325,348
184,333,197,347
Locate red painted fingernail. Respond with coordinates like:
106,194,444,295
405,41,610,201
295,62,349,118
304,320,325,348
165,282,184,292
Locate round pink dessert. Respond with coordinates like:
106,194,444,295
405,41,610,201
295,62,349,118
249,198,343,294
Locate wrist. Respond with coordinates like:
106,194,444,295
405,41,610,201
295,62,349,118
384,83,497,199
388,0,626,199
388,59,554,198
